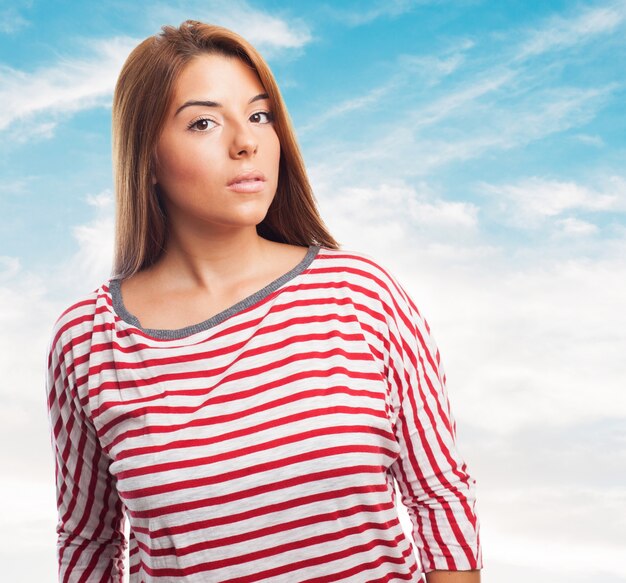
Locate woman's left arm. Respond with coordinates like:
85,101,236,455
426,570,481,582
383,275,482,575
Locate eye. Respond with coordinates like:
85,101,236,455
250,111,274,124
187,117,217,132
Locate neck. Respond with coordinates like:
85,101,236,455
152,222,273,292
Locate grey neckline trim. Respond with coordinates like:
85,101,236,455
108,244,321,340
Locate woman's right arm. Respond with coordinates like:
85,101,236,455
45,307,127,582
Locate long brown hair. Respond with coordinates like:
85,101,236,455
111,20,340,279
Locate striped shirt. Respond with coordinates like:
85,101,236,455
45,244,482,582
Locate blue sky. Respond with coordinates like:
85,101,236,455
3,0,625,269
1,1,625,581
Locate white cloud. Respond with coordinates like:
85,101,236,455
556,217,599,236
0,256,21,280
0,7,30,34
572,133,605,147
61,190,116,291
299,39,474,135
0,479,58,581
300,1,623,182
482,524,626,580
493,84,617,145
306,80,617,185
479,175,626,228
403,83,617,172
408,198,478,229
408,69,517,129
397,51,468,85
302,2,626,142
148,0,312,56
298,84,398,134
4,120,57,144
514,0,626,61
310,167,626,435
324,0,449,27
0,35,138,133
311,180,480,253
0,1,312,138
0,188,114,406
425,254,626,433
212,5,312,52
0,177,34,194
302,18,620,183
0,260,55,407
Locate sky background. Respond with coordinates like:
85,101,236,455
1,0,625,581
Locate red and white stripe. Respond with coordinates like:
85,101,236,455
45,245,482,582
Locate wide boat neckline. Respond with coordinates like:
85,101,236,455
107,244,321,340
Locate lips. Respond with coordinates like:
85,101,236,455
227,170,266,186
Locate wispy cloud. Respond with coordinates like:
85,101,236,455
320,0,618,138
299,39,474,135
396,45,472,86
0,36,137,133
307,80,617,189
483,493,626,579
322,181,479,235
0,177,36,195
62,190,116,288
572,133,605,147
303,1,625,183
148,0,312,55
0,6,31,35
425,83,616,163
0,1,312,139
513,0,626,62
0,256,21,281
210,3,312,52
555,216,599,236
324,0,454,27
299,84,397,134
479,175,626,228
406,68,517,129
4,120,58,144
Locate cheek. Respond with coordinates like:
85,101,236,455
155,143,182,182
267,131,281,165
156,138,216,185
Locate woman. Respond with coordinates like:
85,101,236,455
45,20,482,582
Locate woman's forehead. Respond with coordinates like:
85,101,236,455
172,54,265,103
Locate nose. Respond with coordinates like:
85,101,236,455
229,119,258,159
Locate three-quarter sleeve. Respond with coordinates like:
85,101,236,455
384,281,482,573
45,316,127,582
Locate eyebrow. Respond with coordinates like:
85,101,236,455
174,93,270,117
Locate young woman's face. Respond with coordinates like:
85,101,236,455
153,53,281,234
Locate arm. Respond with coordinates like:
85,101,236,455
384,281,482,576
45,316,127,582
426,570,481,582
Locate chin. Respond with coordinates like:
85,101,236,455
221,209,273,227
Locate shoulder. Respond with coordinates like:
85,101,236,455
318,246,419,314
46,282,110,358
